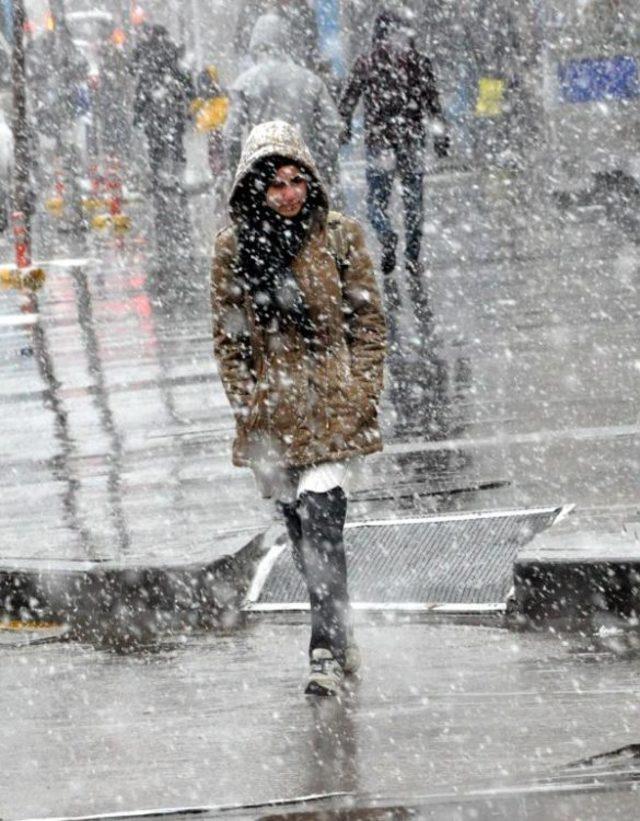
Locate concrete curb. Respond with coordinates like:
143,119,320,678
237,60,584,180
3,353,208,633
4,520,637,640
0,533,272,645
512,532,640,628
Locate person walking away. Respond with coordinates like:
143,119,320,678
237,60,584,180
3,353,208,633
192,65,229,181
224,13,343,208
133,25,195,270
339,10,450,343
234,0,323,75
211,121,386,695
28,24,89,231
96,28,133,168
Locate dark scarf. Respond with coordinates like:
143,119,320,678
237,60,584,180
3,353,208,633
235,159,318,343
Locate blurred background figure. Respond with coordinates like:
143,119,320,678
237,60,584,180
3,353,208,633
133,24,195,272
27,16,90,231
234,0,339,99
338,8,449,346
234,0,322,73
133,24,194,182
27,18,89,142
191,64,229,185
224,12,343,207
470,0,526,165
94,26,133,168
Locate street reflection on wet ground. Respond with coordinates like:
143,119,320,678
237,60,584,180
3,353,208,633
1,619,640,818
0,167,639,818
1,167,638,568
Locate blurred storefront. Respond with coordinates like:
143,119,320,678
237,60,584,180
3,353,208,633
539,0,640,190
340,0,640,177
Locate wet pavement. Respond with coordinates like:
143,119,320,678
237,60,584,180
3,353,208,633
0,162,639,815
2,618,640,819
1,164,638,568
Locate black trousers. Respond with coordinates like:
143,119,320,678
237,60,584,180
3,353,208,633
365,143,424,265
279,488,349,666
365,143,433,333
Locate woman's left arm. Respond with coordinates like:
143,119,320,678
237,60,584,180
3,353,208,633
340,218,387,402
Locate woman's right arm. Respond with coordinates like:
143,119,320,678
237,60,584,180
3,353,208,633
211,230,256,421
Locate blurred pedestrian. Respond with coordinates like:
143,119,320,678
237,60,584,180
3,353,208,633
133,25,195,269
224,13,343,207
27,24,89,140
211,120,386,695
191,65,229,179
96,28,133,163
339,10,449,339
133,25,194,181
234,0,323,75
27,23,89,231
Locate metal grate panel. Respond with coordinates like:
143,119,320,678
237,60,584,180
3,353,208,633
247,507,569,611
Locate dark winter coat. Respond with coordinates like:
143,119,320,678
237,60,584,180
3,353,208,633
338,19,443,150
96,42,132,155
27,30,88,135
211,121,386,469
132,26,194,150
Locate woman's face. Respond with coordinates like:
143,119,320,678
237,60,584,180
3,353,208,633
265,164,308,218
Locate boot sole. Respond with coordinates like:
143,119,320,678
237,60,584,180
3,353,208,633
305,672,343,696
305,680,339,696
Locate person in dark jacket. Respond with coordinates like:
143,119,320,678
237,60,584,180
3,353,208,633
133,25,194,178
133,25,195,269
339,10,449,339
96,31,133,162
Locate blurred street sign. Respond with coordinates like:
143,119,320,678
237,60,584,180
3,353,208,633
475,77,506,117
558,55,640,104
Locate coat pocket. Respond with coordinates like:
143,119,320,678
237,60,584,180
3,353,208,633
330,377,374,443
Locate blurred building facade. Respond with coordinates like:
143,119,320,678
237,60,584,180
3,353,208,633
15,0,640,185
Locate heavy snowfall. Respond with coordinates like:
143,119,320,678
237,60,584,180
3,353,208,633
0,0,639,818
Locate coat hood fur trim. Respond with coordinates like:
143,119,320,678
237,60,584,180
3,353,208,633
228,120,329,221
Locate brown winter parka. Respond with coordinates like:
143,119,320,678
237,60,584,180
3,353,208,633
211,121,387,470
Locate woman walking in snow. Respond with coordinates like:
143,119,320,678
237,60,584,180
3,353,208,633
211,120,386,695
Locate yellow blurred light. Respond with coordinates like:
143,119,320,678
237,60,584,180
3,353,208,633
0,266,46,291
113,214,131,233
1,619,60,631
476,77,506,117
22,267,46,291
111,28,126,46
82,196,105,212
45,196,64,216
91,214,112,230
